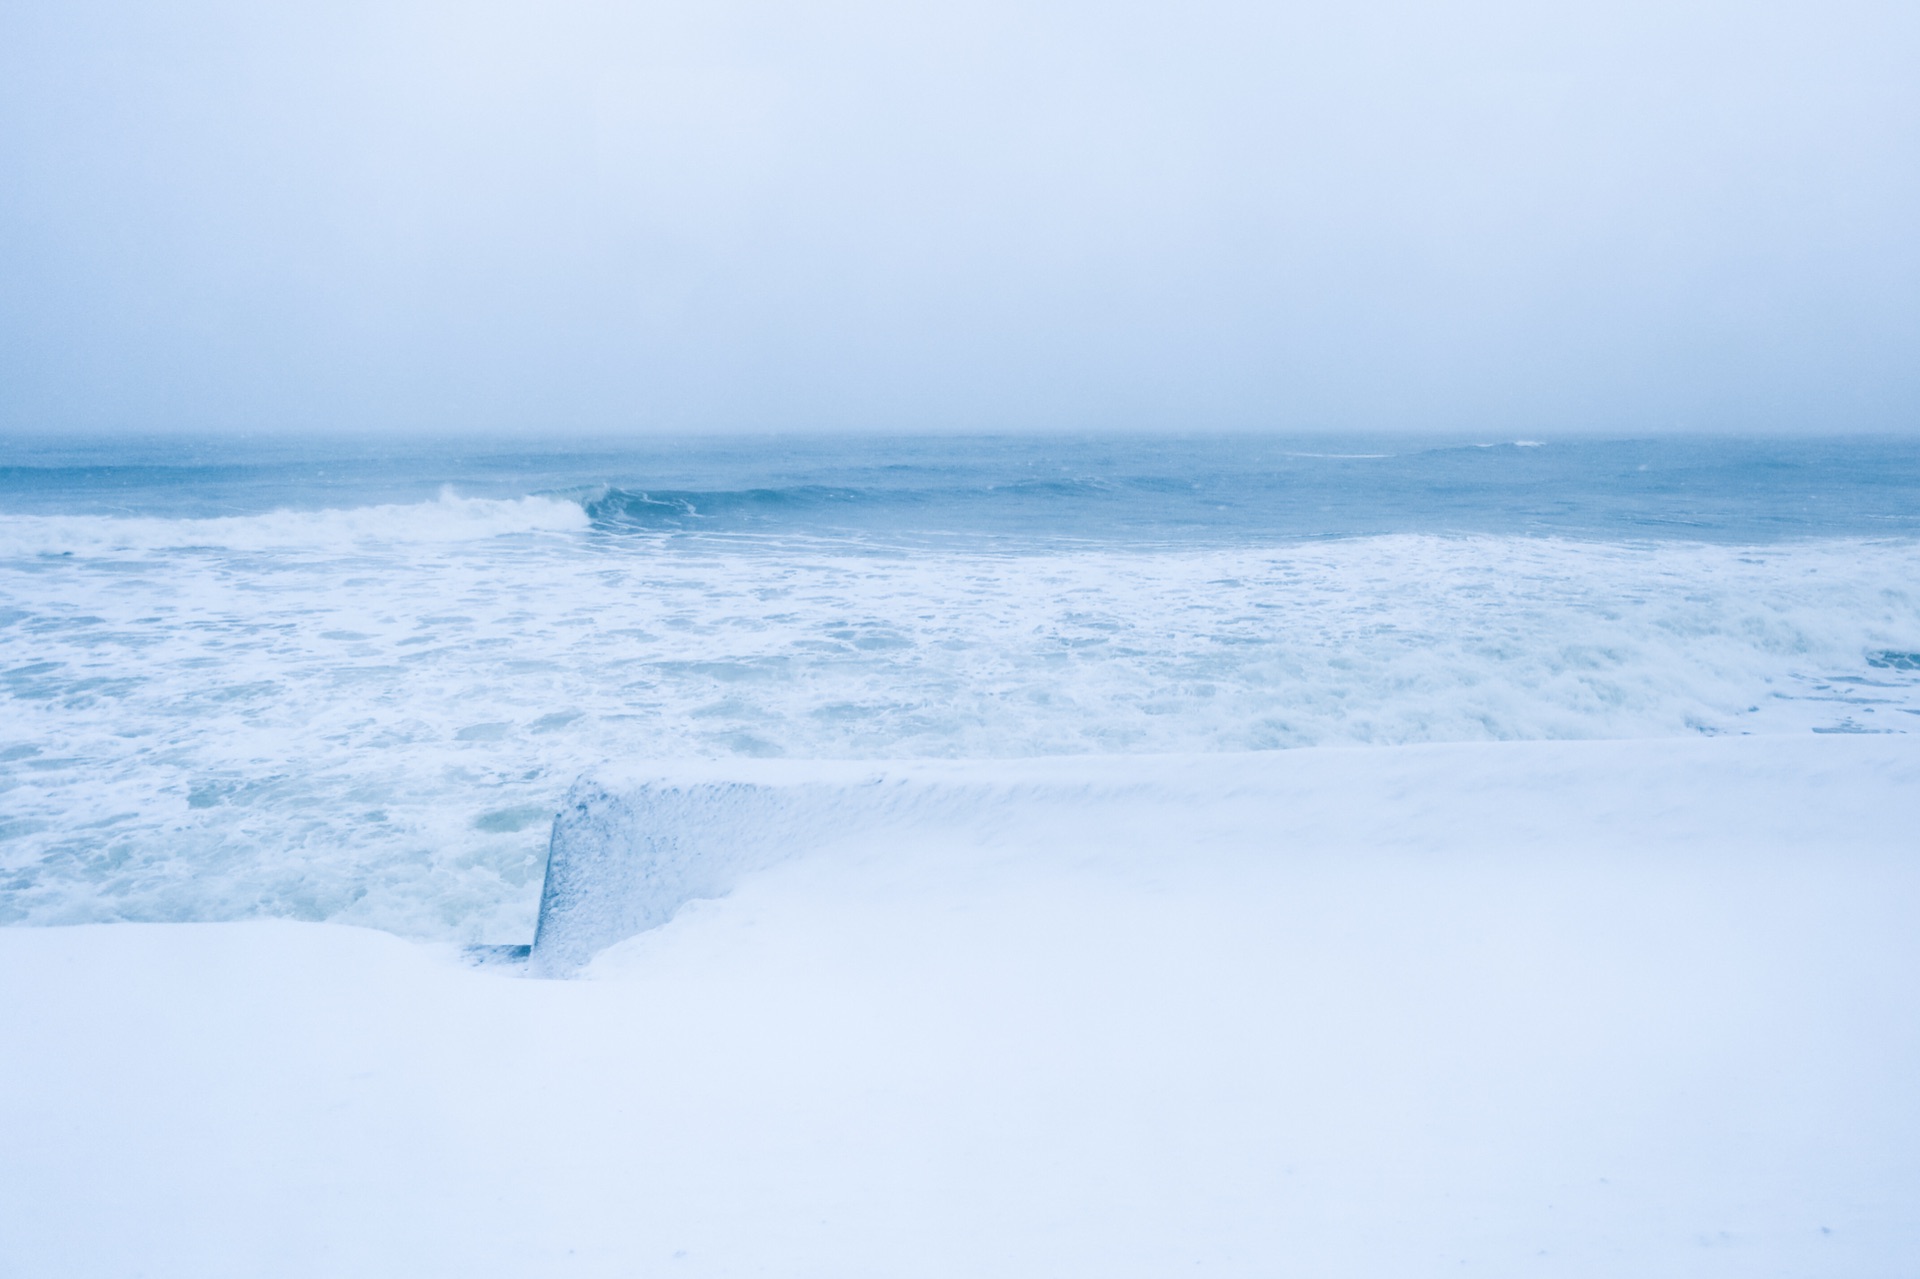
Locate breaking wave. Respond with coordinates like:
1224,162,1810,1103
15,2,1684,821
0,490,589,556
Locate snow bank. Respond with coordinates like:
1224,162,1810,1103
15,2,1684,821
530,769,1053,974
3,736,1918,1277
531,734,1917,973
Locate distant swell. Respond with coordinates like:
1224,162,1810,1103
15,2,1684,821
581,485,879,531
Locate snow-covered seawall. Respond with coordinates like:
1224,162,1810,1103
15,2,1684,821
525,735,1920,974
531,779,824,976
529,767,1099,974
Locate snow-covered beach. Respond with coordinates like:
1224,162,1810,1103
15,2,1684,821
8,0,1920,1263
3,435,1917,1274
5,734,1916,1276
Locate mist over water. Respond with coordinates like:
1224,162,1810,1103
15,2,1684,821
2,434,1917,940
4,0,1918,434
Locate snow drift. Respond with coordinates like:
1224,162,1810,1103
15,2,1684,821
4,735,1918,1277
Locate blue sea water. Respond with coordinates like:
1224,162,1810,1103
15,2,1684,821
2,431,1917,939
5,432,1918,541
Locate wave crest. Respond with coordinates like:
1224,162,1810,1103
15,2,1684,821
0,489,590,555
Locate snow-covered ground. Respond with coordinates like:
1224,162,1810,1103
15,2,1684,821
3,734,1916,1277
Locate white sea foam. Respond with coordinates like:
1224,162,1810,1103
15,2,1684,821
2,518,1917,940
0,489,588,556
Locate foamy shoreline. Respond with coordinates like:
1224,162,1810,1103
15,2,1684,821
8,525,1918,943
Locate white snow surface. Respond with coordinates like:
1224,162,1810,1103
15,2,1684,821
3,735,1916,1277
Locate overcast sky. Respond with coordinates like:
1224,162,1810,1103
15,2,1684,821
2,0,1915,435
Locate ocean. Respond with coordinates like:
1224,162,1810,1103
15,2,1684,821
3,432,1917,941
